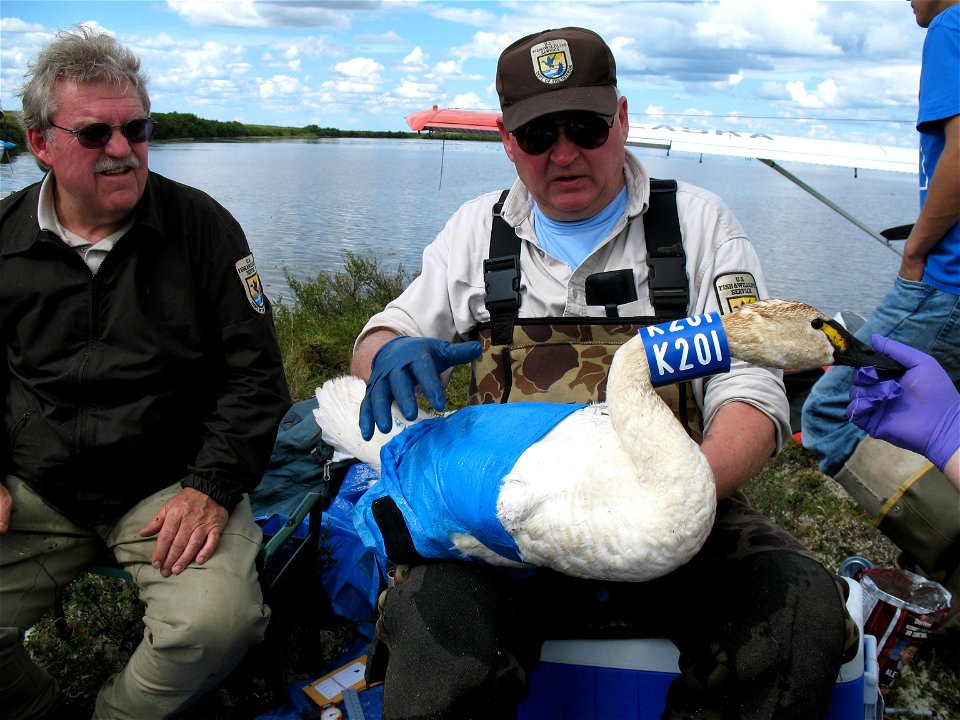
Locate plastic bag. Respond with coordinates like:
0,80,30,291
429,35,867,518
860,567,952,693
321,463,386,631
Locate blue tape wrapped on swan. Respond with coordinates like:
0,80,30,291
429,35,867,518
354,402,586,564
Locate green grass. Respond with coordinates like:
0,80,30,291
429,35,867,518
24,254,959,718
273,252,414,400
743,440,903,571
24,575,144,715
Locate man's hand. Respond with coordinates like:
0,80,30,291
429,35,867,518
359,336,482,440
139,487,229,577
0,483,11,534
898,254,926,282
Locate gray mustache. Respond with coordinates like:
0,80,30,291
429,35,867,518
94,156,141,173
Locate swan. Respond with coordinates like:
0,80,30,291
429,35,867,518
314,299,902,582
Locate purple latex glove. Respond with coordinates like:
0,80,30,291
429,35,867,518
847,334,960,470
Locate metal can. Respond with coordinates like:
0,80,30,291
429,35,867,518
320,704,343,720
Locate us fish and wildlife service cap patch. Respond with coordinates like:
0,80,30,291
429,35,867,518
236,253,266,314
714,272,758,314
532,39,573,84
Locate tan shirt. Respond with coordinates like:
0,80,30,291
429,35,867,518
357,151,791,447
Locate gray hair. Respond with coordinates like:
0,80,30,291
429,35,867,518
17,24,150,132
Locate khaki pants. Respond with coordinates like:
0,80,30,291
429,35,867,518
0,476,270,719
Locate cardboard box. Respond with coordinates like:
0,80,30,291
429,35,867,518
303,655,368,706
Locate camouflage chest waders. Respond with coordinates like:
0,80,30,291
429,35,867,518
468,317,703,441
470,179,701,438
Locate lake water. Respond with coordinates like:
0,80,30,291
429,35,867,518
0,137,917,318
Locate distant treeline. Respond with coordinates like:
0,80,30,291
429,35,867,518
151,112,420,140
0,110,495,149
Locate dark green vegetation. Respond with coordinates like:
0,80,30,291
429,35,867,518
273,253,414,400
23,256,960,718
1,112,25,148
150,111,423,141
0,109,497,155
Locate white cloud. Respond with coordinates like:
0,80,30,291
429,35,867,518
394,77,440,100
322,78,381,94
167,0,352,29
335,57,384,81
430,7,498,28
0,18,44,32
451,31,513,61
204,79,237,94
168,0,268,29
785,79,840,109
273,36,331,60
434,60,462,76
258,74,302,98
400,47,429,72
355,30,404,46
451,92,485,109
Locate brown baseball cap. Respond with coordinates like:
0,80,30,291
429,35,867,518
496,27,618,132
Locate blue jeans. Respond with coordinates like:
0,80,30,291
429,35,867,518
801,276,960,475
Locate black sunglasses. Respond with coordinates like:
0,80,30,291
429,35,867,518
512,114,615,156
49,117,157,150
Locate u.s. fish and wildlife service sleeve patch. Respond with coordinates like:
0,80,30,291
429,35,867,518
714,272,758,314
235,253,266,314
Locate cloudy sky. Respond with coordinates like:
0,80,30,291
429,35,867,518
0,0,929,146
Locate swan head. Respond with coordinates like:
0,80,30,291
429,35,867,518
721,299,905,373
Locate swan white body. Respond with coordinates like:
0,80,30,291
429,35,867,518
314,300,876,582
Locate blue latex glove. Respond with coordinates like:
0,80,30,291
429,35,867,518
359,336,482,440
846,334,960,471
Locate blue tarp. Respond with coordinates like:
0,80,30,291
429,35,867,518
355,402,584,564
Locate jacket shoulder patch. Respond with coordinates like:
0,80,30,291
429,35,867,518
236,253,266,314
714,272,758,314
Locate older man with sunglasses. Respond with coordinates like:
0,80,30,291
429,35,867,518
0,26,290,719
352,27,856,719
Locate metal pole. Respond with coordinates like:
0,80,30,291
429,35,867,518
758,158,902,257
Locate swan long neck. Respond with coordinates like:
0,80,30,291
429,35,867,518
606,335,701,466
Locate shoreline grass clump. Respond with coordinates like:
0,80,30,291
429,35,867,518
24,254,959,719
273,251,413,400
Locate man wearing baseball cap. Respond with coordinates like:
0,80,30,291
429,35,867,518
353,27,855,719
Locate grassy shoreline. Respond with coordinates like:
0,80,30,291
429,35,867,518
24,255,959,718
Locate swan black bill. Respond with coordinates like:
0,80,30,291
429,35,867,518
822,318,906,377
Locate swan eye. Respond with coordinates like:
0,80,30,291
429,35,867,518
811,318,824,330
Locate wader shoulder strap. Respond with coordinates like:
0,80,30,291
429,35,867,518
483,180,688,343
645,179,688,319
484,189,522,345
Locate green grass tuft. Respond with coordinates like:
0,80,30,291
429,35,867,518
273,252,413,400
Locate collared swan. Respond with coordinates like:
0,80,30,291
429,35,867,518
314,300,902,582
